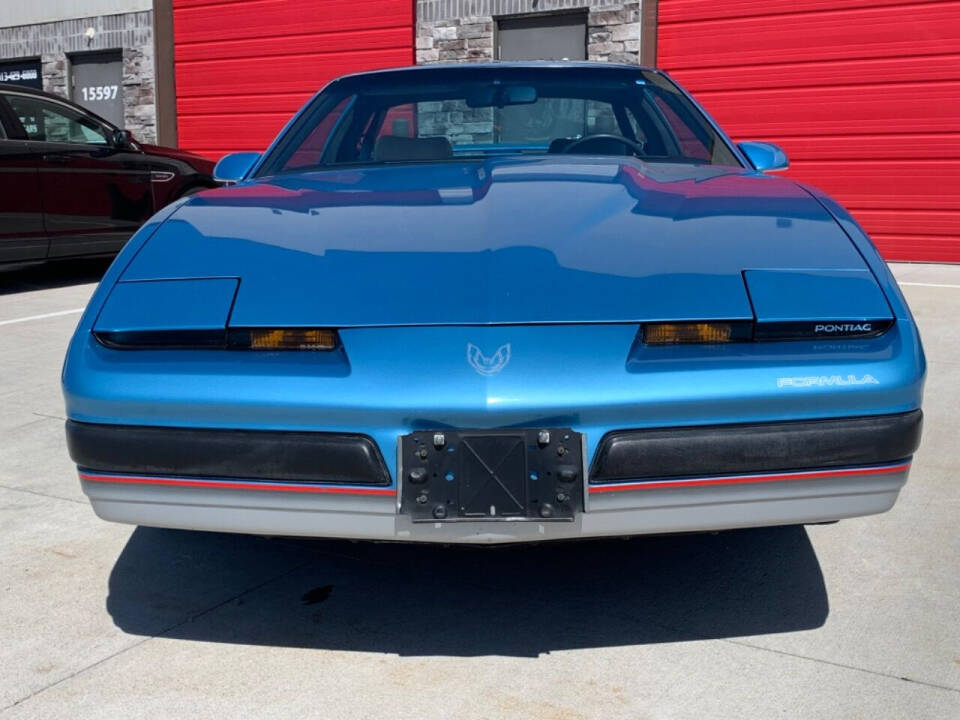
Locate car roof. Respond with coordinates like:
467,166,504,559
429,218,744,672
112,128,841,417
337,60,659,82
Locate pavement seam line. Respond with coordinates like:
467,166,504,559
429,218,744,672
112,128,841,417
389,554,960,695
0,308,84,327
0,637,154,714
581,597,960,696
0,482,87,505
720,638,960,695
150,557,317,640
31,411,66,422
899,282,960,289
0,557,317,714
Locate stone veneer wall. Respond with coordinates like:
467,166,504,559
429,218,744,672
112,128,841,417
414,1,644,145
0,11,156,143
416,1,643,66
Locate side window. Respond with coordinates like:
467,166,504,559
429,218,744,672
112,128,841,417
283,95,353,170
379,104,416,139
6,94,110,145
653,95,711,162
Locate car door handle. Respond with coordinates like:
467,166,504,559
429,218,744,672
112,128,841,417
42,153,71,164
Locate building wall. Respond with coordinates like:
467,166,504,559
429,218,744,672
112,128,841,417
416,1,644,65
170,0,415,159
658,0,960,263
0,1,152,29
0,11,157,143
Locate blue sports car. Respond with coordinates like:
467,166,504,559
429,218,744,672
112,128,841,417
62,63,925,544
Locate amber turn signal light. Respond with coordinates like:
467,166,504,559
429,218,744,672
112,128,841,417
243,328,339,351
94,327,341,350
643,322,750,345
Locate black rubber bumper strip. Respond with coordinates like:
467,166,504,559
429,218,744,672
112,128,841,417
66,420,391,486
590,410,922,484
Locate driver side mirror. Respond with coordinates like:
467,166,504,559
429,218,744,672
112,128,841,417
111,128,137,150
738,141,789,173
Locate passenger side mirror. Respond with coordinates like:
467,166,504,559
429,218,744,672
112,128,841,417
738,141,789,173
214,152,261,183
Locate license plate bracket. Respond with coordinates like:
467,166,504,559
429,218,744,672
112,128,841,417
399,429,584,522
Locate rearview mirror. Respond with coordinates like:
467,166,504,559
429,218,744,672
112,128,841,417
214,152,261,183
466,85,538,108
738,141,789,173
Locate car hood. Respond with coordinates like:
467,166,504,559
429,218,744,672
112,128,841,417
120,156,877,327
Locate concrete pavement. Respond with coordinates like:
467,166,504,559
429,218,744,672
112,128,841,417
0,259,957,719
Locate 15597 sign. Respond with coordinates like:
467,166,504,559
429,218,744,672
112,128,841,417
80,85,119,101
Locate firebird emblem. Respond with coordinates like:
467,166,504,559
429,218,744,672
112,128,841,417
467,343,511,376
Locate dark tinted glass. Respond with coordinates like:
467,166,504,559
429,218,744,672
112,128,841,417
258,67,740,175
6,94,110,145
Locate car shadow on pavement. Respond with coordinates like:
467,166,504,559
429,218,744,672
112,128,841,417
106,525,828,657
0,257,112,295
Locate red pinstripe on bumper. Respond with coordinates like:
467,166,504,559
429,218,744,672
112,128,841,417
78,471,397,496
79,461,911,499
588,461,911,494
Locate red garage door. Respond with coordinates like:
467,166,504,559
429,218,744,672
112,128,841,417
658,1,960,262
172,0,414,161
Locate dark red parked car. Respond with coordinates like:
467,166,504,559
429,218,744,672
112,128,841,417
0,83,216,264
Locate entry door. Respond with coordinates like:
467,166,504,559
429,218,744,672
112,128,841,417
497,13,587,61
496,13,588,145
71,51,124,128
0,98,46,262
4,92,154,258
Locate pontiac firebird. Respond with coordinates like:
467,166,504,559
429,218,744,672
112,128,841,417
62,63,925,544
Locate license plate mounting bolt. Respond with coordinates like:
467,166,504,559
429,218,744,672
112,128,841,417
408,468,428,484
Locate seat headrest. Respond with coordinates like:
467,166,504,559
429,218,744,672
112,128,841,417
373,135,454,162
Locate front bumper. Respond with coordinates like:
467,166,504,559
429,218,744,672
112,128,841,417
78,461,909,543
69,412,922,543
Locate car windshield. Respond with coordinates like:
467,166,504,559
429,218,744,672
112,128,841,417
256,66,741,176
